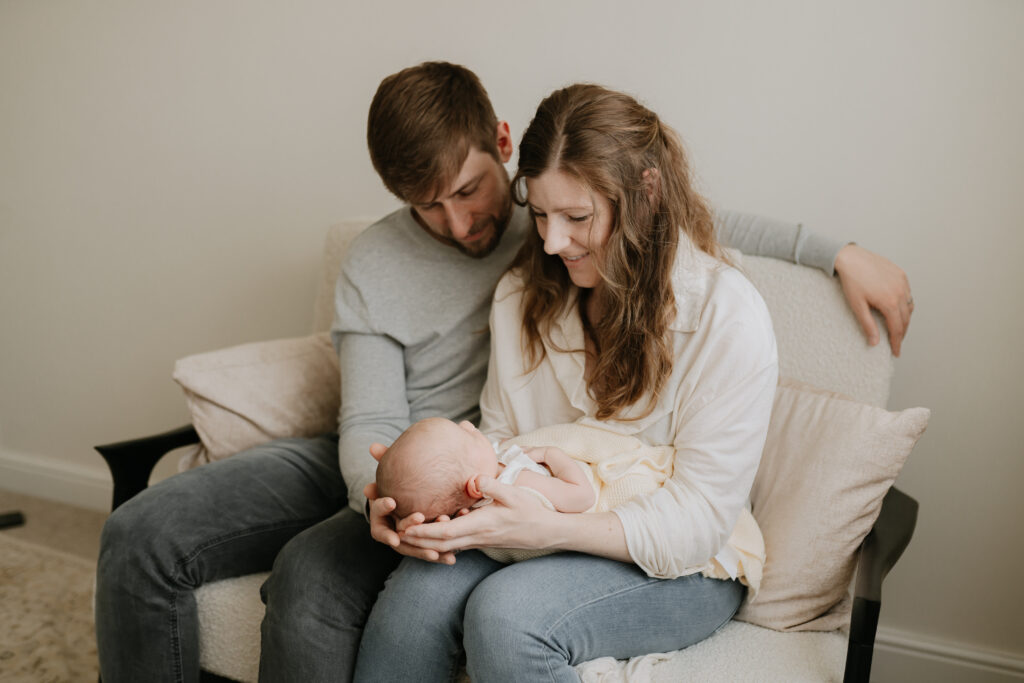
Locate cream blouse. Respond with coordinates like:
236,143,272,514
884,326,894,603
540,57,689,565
478,236,779,579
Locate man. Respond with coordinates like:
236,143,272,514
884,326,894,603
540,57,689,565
95,61,913,682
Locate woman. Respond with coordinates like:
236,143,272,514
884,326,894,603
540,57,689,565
355,84,778,682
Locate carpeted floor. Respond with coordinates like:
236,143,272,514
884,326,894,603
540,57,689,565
0,490,107,683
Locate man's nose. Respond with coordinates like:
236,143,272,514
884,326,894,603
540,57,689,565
443,203,473,239
542,221,571,255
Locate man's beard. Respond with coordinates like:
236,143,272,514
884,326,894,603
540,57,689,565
457,195,512,259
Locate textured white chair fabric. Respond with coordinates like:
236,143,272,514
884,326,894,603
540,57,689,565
194,220,893,682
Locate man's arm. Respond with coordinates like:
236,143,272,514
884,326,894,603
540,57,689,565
714,209,914,356
336,331,457,562
714,208,843,274
335,331,409,518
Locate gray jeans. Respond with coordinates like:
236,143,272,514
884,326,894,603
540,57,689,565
95,434,401,683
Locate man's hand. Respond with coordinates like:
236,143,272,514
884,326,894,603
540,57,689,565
363,480,457,565
834,244,914,357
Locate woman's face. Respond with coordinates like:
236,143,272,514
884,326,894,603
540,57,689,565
525,169,613,290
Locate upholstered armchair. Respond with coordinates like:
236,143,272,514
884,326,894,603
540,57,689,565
97,220,928,682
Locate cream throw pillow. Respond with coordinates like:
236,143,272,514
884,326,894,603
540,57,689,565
736,378,930,631
172,333,340,466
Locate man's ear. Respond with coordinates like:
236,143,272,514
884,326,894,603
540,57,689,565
465,474,485,500
495,120,513,164
369,443,388,462
641,167,660,204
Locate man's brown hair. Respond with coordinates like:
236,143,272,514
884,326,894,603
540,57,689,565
367,61,500,202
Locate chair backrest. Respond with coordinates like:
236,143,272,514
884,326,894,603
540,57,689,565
312,221,894,408
311,219,375,334
741,255,893,407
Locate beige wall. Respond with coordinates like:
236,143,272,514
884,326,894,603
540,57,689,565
2,0,1022,672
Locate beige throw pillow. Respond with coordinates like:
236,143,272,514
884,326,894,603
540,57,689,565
172,332,340,465
736,378,930,631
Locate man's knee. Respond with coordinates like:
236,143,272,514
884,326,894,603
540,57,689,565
98,490,180,584
262,511,394,620
262,529,331,607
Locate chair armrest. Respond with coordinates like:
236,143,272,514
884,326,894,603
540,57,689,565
843,486,919,683
94,424,200,512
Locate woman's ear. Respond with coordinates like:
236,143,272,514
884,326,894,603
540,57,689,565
641,167,660,204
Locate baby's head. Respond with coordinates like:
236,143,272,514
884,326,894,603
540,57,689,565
375,417,499,520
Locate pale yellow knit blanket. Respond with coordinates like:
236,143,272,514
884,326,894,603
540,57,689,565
483,423,764,595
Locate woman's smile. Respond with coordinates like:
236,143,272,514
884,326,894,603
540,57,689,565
562,252,590,265
525,168,614,289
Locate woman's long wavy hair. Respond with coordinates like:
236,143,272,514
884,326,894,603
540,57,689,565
510,84,723,420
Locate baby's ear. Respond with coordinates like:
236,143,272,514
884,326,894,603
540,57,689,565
465,474,485,499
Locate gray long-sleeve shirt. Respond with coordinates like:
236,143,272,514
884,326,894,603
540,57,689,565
330,205,842,516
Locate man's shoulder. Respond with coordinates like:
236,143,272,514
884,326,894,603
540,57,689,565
339,208,447,288
344,208,414,262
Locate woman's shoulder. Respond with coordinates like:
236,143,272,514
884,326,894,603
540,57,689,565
708,262,772,323
494,268,528,304
670,238,772,336
487,269,530,336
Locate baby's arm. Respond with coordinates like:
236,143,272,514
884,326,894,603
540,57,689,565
515,447,595,513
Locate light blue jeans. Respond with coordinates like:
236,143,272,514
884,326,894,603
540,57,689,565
354,550,745,683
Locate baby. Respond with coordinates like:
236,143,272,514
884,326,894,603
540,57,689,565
374,417,765,590
374,417,596,522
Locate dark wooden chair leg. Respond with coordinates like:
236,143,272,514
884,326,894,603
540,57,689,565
843,487,919,683
0,511,26,528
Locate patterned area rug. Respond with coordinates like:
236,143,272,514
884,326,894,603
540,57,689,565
0,533,98,682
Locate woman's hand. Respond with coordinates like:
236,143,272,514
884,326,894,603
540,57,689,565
402,477,558,554
363,481,457,565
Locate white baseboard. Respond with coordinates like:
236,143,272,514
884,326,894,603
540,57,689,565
874,626,1024,682
0,448,112,511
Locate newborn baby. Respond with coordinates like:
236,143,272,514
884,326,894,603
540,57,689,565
374,418,766,593
374,417,595,522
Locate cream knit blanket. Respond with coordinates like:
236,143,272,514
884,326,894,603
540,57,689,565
482,423,765,595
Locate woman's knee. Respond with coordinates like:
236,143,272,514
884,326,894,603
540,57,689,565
362,553,501,650
463,571,568,675
368,557,473,633
355,554,500,682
